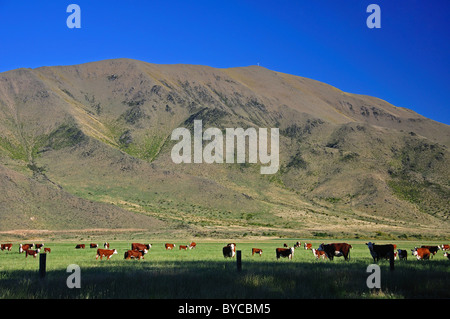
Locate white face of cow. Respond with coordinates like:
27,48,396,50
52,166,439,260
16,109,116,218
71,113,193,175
113,249,117,254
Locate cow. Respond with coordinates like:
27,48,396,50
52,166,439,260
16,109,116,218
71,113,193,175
124,249,146,260
283,243,288,247
75,244,85,249
19,244,33,253
35,243,44,249
189,242,197,249
440,244,450,251
444,252,449,260
294,242,301,249
366,242,395,263
276,247,294,260
179,245,188,250
319,243,352,261
420,245,440,257
104,242,110,249
90,243,99,248
25,249,40,258
0,244,12,251
411,247,431,260
96,249,117,260
397,249,408,260
304,243,312,250
131,243,152,251
43,248,51,253
223,243,236,258
312,248,327,259
165,243,176,250
252,248,263,256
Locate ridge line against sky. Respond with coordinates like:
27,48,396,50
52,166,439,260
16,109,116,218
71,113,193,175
0,1,448,125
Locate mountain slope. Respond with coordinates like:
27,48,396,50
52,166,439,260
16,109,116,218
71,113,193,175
0,58,448,239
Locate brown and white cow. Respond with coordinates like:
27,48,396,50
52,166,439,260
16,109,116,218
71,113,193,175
411,247,431,260
0,243,12,251
25,249,40,258
124,249,146,260
179,245,188,250
189,242,197,249
366,242,395,263
294,242,301,249
440,244,450,251
165,243,176,250
252,248,263,256
75,244,85,249
444,252,450,260
312,248,327,259
223,243,236,258
104,242,110,249
35,243,44,249
90,243,99,248
96,249,117,260
43,248,51,253
276,247,294,260
19,244,33,253
420,245,440,257
319,243,352,261
131,243,152,251
304,243,312,250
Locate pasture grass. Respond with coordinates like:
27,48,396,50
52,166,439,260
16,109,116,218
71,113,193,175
0,240,449,299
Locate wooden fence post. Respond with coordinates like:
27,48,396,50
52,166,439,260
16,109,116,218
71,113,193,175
389,251,395,271
236,250,242,272
39,253,46,279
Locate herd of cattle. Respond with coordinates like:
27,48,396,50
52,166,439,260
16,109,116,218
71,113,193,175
1,241,449,262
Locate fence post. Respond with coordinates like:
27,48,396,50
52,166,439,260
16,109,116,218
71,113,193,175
389,251,395,271
236,250,242,272
39,253,46,279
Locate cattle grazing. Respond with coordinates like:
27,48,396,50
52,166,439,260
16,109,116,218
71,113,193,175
252,248,263,256
75,244,85,249
179,245,188,250
96,249,118,260
0,243,13,251
276,247,294,260
420,245,440,257
440,244,449,251
319,243,352,261
90,243,98,248
294,242,301,249
366,242,395,263
444,252,449,260
223,243,236,258
304,243,312,250
35,243,44,249
25,249,40,258
124,249,146,260
104,242,110,249
131,243,152,251
165,243,176,250
19,244,33,253
397,249,407,260
189,242,196,249
43,248,51,253
311,248,326,259
312,248,327,259
411,247,431,260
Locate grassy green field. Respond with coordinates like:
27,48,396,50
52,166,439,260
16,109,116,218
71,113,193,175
0,239,449,299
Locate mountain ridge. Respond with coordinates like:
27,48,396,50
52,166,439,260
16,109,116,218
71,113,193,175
0,58,448,240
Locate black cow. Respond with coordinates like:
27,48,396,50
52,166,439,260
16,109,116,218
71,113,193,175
319,243,352,261
223,243,236,258
366,242,395,262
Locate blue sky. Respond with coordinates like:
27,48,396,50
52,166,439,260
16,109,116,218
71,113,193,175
0,1,448,124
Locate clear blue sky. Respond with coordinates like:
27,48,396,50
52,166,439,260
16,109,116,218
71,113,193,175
0,1,448,124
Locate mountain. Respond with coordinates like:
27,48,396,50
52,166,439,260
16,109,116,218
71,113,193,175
0,58,448,240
